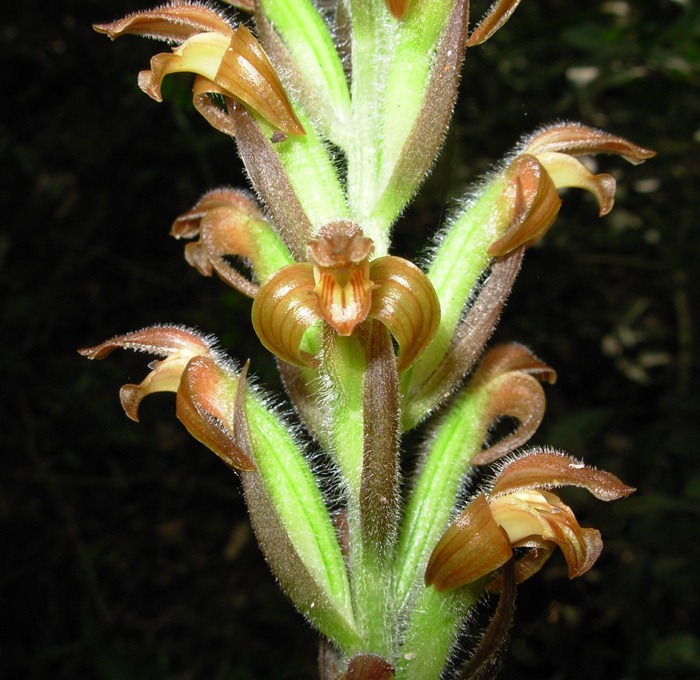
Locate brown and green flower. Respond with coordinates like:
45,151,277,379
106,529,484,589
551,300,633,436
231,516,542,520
94,1,304,135
251,221,441,371
425,451,635,591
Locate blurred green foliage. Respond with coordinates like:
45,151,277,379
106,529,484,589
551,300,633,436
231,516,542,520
2,0,699,678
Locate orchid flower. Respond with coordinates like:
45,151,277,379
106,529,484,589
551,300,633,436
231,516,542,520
425,451,636,591
93,2,304,135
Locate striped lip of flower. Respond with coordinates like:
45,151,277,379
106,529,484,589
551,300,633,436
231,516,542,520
78,326,255,471
307,222,376,337
488,123,656,256
251,221,440,371
425,450,635,591
93,2,304,136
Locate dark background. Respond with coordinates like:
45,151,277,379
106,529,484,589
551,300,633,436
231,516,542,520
2,0,699,678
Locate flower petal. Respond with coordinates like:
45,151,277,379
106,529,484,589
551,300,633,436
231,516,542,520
93,2,234,44
537,151,617,216
425,494,513,591
468,0,523,47
524,122,656,165
251,263,321,367
176,356,255,470
369,256,441,371
219,25,304,135
78,326,213,421
488,154,562,257
489,489,552,544
536,492,603,578
491,450,636,500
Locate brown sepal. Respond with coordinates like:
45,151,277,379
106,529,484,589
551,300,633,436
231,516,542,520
488,154,562,257
524,122,657,165
251,263,321,367
369,256,441,371
228,101,312,261
468,0,522,47
176,356,256,471
425,494,513,591
93,3,233,43
491,450,636,501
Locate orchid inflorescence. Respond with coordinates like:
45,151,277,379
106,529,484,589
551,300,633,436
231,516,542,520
82,0,651,677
